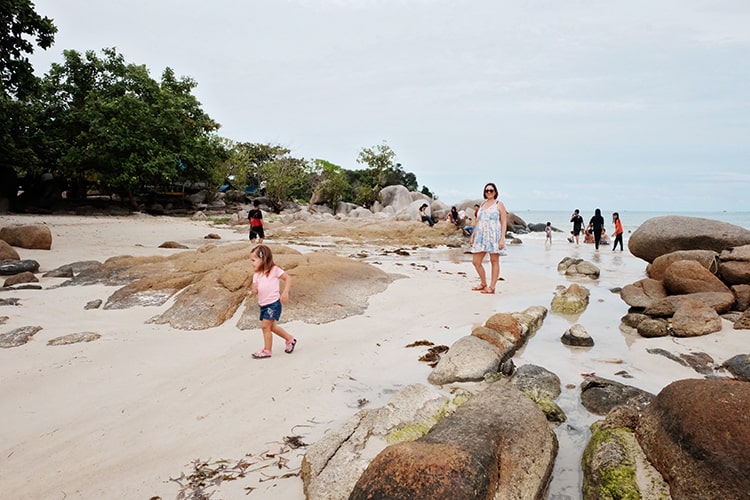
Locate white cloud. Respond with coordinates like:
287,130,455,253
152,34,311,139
29,0,750,211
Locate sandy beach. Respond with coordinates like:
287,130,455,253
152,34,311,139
1,212,748,499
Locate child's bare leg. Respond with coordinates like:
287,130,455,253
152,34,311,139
261,319,275,350
271,321,294,342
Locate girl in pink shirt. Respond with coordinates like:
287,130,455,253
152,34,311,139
250,245,296,359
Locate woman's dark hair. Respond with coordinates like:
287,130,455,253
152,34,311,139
483,182,499,199
420,203,428,209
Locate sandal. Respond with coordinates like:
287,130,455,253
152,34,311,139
285,338,297,354
480,287,495,294
252,348,272,359
472,284,488,291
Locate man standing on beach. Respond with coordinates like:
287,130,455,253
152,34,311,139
570,209,584,244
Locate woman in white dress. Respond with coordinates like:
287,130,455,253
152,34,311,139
469,182,507,294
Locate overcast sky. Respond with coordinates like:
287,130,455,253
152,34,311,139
30,0,750,211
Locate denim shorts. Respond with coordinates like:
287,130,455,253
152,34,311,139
259,299,282,321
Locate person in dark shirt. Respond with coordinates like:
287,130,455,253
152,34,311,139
588,208,605,250
570,209,584,244
248,200,265,243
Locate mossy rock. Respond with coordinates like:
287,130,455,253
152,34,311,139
582,422,669,500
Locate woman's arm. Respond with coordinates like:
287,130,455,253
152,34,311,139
498,202,507,247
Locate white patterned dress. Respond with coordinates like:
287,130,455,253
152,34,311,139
471,200,503,254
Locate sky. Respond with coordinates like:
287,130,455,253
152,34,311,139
28,0,750,211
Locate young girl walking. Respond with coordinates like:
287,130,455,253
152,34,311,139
249,244,296,359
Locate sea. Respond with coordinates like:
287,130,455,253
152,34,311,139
512,210,750,235
445,209,750,498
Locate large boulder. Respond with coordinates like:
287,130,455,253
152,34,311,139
0,240,19,260
427,335,503,385
619,278,667,309
379,185,414,213
643,291,735,317
582,422,669,500
60,243,392,329
0,224,52,250
731,284,750,311
429,307,547,386
718,244,750,286
395,199,433,222
670,298,723,337
628,216,750,263
636,379,750,499
663,260,731,295
349,381,557,500
647,249,719,280
301,384,451,500
580,376,655,416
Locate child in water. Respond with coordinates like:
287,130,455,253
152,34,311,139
249,245,296,359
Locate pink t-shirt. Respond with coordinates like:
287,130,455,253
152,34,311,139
253,265,285,306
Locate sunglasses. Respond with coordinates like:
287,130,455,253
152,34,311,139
484,188,495,193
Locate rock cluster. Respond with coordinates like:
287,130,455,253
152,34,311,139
620,216,750,335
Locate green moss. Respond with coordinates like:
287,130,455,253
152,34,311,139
582,425,641,500
385,392,473,445
208,216,231,226
551,295,588,314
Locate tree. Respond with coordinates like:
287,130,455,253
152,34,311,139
0,0,57,198
259,156,308,211
310,159,349,207
34,48,224,205
0,0,57,99
356,142,396,190
231,142,291,189
354,141,424,207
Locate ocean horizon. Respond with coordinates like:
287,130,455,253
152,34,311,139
511,210,750,234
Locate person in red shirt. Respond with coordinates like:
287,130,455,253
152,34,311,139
612,212,624,251
248,200,265,243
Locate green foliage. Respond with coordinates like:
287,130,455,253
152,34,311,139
259,156,309,210
353,141,421,207
32,48,225,203
0,0,57,99
310,159,350,207
233,142,291,187
0,0,56,173
356,141,396,190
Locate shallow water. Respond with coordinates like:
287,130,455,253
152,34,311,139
281,212,748,498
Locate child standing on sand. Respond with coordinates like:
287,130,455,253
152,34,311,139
249,244,296,359
545,222,552,246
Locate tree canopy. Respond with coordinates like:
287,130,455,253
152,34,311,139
0,0,57,187
0,2,430,212
32,48,225,204
0,0,57,99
